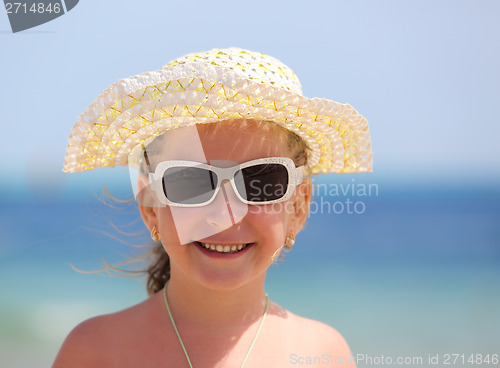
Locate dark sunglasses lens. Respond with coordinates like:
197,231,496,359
237,164,289,202
162,167,217,204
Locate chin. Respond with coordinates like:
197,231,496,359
194,270,262,292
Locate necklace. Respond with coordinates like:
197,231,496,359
163,282,269,368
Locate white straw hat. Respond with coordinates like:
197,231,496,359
63,47,372,175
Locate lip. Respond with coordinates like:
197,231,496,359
194,241,254,259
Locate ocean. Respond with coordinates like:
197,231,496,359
1,175,499,367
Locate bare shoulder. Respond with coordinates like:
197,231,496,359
299,314,349,348
290,311,352,351
52,295,159,368
282,308,356,367
51,313,115,367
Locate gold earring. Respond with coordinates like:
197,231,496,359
151,225,161,242
284,231,295,250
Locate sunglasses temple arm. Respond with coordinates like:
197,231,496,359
149,172,158,187
296,166,305,184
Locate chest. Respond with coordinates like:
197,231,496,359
102,319,312,368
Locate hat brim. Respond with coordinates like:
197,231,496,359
63,64,372,175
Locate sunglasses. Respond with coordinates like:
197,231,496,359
148,157,305,207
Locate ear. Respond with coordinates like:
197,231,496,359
288,177,312,235
137,174,159,232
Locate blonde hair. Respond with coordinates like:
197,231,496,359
140,119,307,173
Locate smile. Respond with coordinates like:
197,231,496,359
197,242,250,254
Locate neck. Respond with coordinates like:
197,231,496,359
164,273,268,332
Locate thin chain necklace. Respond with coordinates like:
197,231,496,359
163,282,269,368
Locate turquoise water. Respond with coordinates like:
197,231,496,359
1,182,499,367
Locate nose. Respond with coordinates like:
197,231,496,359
205,179,248,228
169,179,249,245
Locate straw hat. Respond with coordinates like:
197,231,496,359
63,47,372,175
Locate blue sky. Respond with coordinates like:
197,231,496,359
1,0,499,199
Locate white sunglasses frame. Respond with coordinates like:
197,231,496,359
148,157,305,207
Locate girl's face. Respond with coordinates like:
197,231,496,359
139,121,311,291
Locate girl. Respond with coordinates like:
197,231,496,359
53,47,372,367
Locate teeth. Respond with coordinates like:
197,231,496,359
200,243,248,253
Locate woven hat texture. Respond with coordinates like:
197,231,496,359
63,47,372,175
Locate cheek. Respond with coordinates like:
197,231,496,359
247,200,295,224
157,206,181,245
156,199,295,247
158,206,211,245
247,202,292,240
